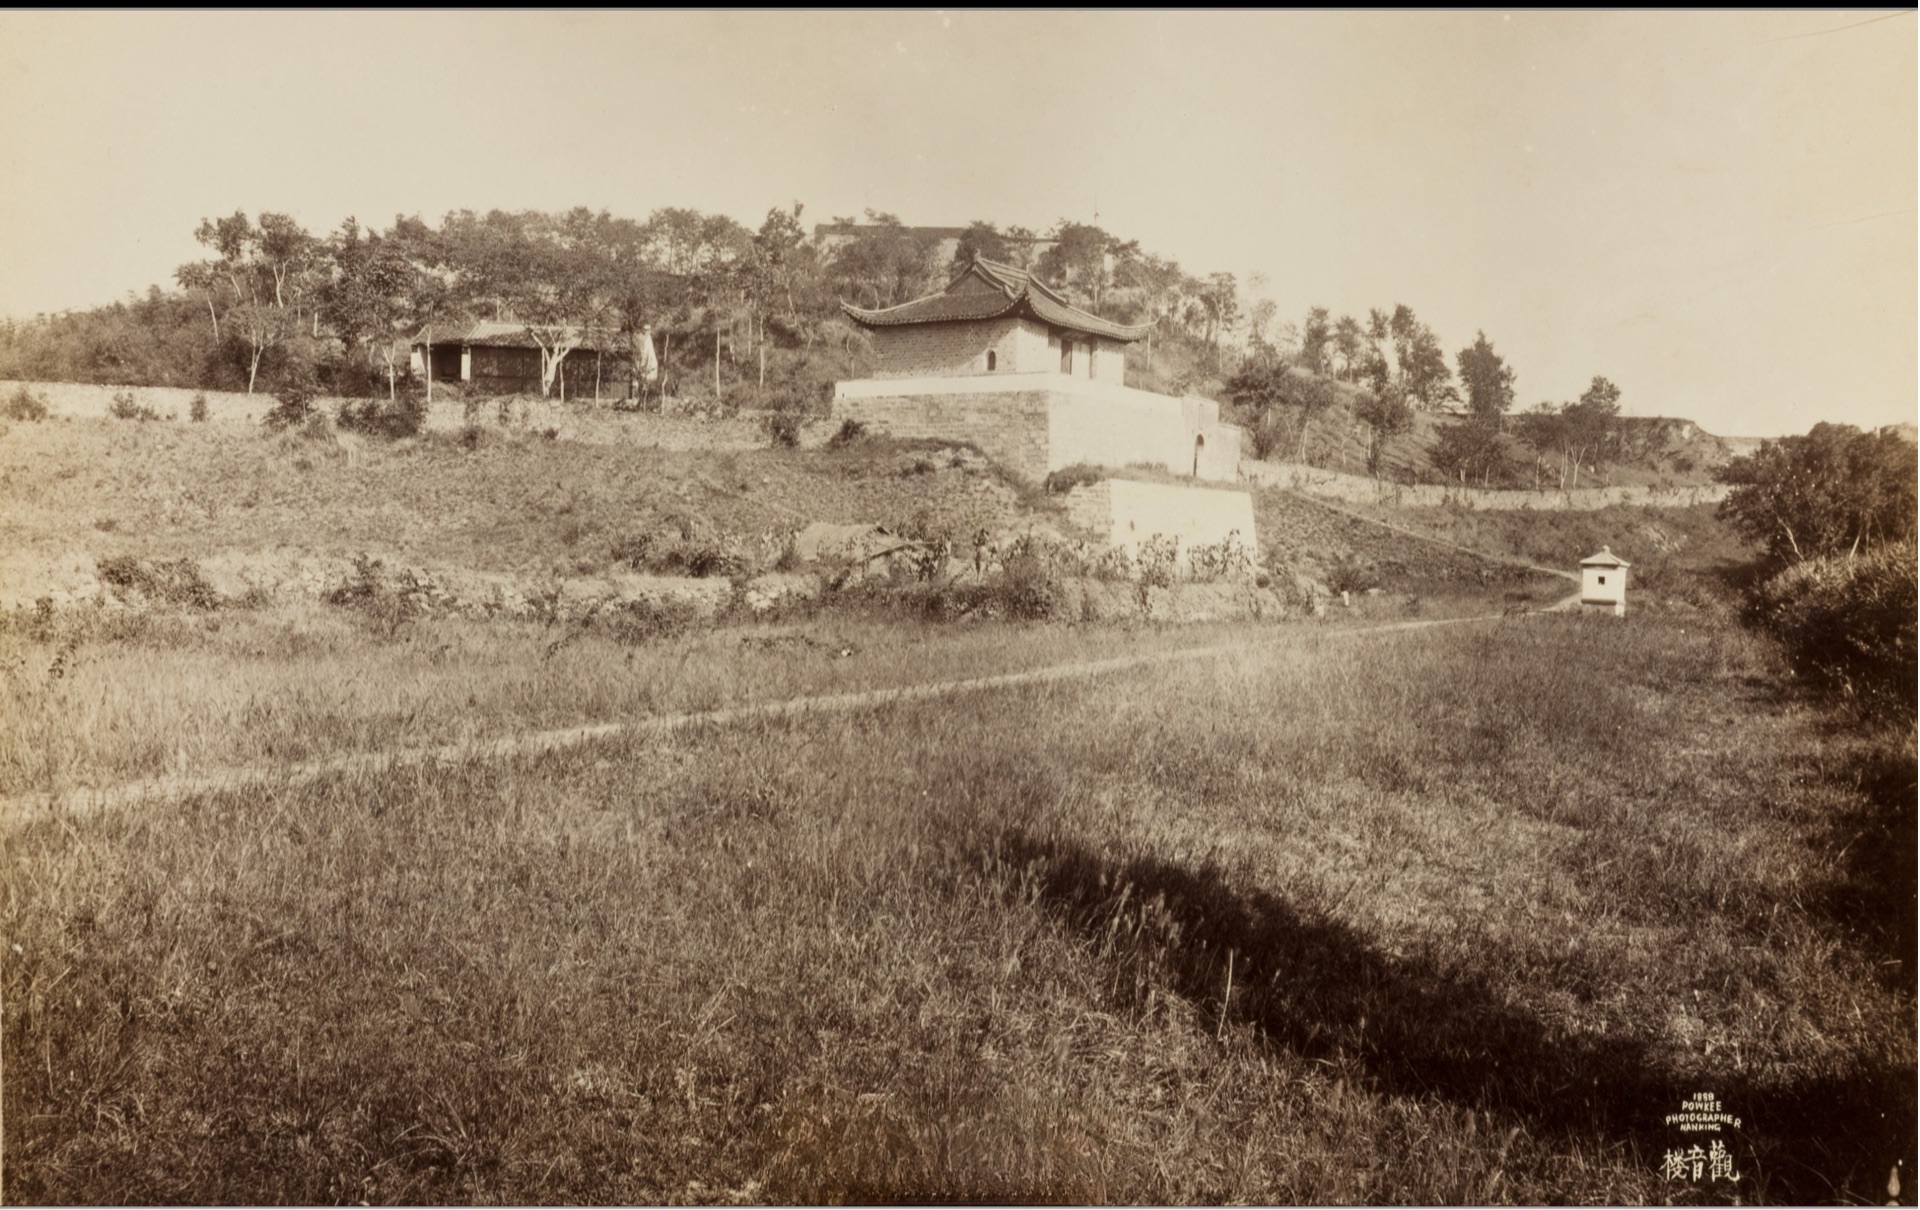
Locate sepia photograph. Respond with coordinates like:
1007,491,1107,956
0,10,1913,1205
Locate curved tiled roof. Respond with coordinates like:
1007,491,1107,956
842,258,1149,343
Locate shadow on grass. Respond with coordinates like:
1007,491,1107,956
1815,740,1918,999
990,828,1916,1206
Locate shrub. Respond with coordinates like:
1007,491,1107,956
826,418,868,449
95,556,222,609
4,384,49,421
1135,535,1181,591
1747,535,1916,720
264,372,319,430
593,596,703,644
337,394,427,440
1325,554,1381,595
610,529,743,579
1187,531,1256,582
188,392,209,422
764,411,802,449
1044,463,1105,495
322,553,419,638
108,390,160,421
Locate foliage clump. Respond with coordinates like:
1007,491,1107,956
108,390,160,421
4,384,49,421
95,555,221,609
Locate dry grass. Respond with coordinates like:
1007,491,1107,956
0,417,1037,581
0,605,1317,799
5,610,1911,1204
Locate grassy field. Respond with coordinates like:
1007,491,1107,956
2,605,1380,801
5,607,1912,1204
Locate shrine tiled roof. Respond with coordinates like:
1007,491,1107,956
841,259,1149,343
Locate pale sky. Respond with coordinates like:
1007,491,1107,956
0,10,1912,436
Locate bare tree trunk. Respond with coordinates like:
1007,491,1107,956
206,298,219,340
713,330,721,401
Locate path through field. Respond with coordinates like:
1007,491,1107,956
1,598,1578,823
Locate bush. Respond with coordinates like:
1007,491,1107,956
264,372,319,430
1325,554,1381,595
825,418,868,449
1747,536,1916,720
337,394,427,440
1044,463,1105,495
610,529,744,579
592,597,703,644
108,390,160,421
188,392,209,422
95,556,222,609
4,384,49,421
322,553,421,638
764,411,802,449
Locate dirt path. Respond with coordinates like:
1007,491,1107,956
1,604,1579,825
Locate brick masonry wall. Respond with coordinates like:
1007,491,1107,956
833,389,1054,481
870,319,1021,378
1010,320,1053,372
1061,479,1113,536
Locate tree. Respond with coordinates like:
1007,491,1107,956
1430,416,1510,486
1455,331,1515,423
1035,220,1113,309
1298,306,1333,376
1329,314,1368,382
173,261,224,340
255,213,317,313
1561,375,1622,486
322,217,435,399
952,220,1009,266
742,202,816,386
1001,225,1041,270
1718,423,1918,564
825,211,941,309
1193,272,1240,367
1384,304,1456,410
1354,382,1415,477
1225,357,1340,462
180,210,307,394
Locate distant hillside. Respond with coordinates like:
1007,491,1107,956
1175,355,1751,491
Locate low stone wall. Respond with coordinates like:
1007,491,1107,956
1064,479,1258,564
1243,459,1731,511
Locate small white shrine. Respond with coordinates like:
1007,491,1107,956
1579,547,1630,616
